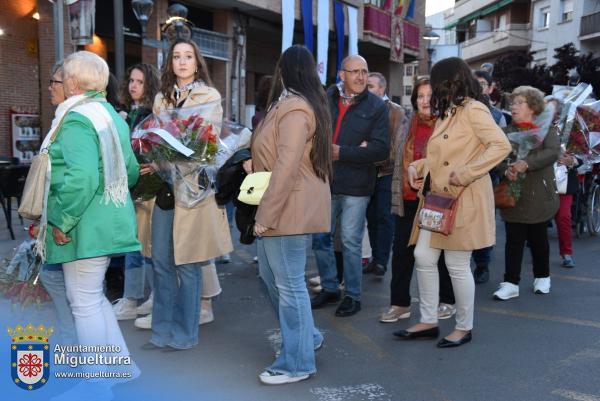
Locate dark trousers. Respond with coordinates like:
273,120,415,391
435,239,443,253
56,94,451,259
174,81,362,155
390,200,455,307
366,175,395,267
504,221,550,285
472,246,493,266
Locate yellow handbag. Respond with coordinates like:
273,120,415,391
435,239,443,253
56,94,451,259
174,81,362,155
237,172,272,206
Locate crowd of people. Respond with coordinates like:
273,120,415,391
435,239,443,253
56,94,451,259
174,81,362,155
33,39,583,394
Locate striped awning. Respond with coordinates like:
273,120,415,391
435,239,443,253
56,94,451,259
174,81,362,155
444,0,514,30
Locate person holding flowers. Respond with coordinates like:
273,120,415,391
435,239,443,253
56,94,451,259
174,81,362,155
493,86,560,301
143,39,232,350
111,63,161,321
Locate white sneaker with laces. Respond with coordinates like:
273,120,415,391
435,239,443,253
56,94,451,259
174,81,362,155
259,370,309,385
533,277,551,294
134,313,152,329
493,282,519,300
112,298,138,320
136,294,153,315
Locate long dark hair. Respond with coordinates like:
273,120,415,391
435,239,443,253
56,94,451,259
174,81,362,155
430,57,487,119
160,39,213,107
266,45,332,182
119,63,160,111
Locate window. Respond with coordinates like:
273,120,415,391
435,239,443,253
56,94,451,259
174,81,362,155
363,0,386,8
405,65,413,76
405,85,413,96
561,0,573,22
539,7,550,28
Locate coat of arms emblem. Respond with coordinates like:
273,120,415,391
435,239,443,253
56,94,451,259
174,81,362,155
8,323,53,390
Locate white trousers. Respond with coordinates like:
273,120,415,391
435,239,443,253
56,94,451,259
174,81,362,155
414,230,475,331
62,257,131,368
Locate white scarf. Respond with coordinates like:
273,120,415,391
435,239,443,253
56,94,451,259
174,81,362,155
36,93,129,261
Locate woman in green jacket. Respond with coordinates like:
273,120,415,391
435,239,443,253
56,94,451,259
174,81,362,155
44,51,140,383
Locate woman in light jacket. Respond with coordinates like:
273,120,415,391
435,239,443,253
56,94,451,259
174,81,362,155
403,57,511,347
248,45,332,385
147,39,232,350
44,51,141,385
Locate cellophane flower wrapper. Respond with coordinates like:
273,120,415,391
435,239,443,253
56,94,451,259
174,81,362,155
0,239,50,309
551,83,594,145
131,101,223,208
506,129,547,160
215,121,253,169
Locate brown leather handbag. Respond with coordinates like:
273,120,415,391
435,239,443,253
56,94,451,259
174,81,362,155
494,179,517,209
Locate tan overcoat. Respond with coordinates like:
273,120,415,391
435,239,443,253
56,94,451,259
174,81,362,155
252,95,331,236
153,85,233,265
409,99,511,251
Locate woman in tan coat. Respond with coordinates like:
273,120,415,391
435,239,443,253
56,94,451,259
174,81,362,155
145,39,232,350
248,45,332,385
401,57,511,347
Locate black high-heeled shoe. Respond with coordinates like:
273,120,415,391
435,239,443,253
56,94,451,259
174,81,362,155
393,326,439,339
437,331,472,348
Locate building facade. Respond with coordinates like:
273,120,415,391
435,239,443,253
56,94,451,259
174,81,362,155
0,0,428,159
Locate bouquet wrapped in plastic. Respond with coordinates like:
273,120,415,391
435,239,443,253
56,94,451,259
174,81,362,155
551,83,594,145
570,101,600,161
131,101,223,208
0,239,50,309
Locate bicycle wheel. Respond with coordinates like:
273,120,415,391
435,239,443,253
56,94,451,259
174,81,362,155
587,183,600,235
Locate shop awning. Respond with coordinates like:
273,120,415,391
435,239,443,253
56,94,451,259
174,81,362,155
444,0,514,30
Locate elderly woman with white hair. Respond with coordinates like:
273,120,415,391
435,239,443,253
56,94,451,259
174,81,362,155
41,51,141,382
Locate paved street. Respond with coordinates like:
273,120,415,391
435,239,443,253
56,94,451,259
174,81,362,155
2,210,600,401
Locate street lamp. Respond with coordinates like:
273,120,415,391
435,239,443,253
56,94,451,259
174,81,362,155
163,3,193,42
423,27,440,74
132,0,154,39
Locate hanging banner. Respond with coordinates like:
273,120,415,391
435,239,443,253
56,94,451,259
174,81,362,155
390,14,403,63
281,0,295,53
334,1,345,78
317,0,329,85
67,0,96,45
301,0,314,53
405,0,416,20
347,6,358,56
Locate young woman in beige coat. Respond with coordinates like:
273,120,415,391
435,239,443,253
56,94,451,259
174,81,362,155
401,57,511,348
144,39,232,350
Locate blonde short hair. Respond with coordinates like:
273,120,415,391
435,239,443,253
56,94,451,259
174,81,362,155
63,51,109,92
510,86,546,115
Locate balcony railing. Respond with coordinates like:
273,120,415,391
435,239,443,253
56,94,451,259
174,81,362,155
580,11,600,37
363,4,391,40
403,20,420,50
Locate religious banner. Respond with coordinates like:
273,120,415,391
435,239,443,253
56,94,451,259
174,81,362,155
301,0,314,53
281,0,295,53
390,14,404,63
67,0,96,46
317,0,329,85
347,6,358,56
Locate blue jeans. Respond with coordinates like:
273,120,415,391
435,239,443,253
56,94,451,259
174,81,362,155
39,264,78,344
150,206,203,349
123,252,153,300
312,194,370,301
366,174,395,267
257,235,322,376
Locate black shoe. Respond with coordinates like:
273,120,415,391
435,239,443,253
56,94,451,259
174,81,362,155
372,263,386,277
310,291,341,309
437,331,472,348
362,261,375,274
473,265,489,284
335,296,361,317
393,326,439,339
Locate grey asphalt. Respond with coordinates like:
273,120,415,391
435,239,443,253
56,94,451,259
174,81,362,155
1,211,600,401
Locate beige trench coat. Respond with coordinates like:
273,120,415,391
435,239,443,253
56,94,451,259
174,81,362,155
153,85,233,265
409,99,511,251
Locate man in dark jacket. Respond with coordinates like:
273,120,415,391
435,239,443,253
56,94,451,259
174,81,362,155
311,55,389,317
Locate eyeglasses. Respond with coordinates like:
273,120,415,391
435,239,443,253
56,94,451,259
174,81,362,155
343,68,369,76
49,79,63,86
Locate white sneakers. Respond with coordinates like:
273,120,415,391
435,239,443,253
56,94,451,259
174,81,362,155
112,298,138,320
136,294,153,315
533,277,551,294
494,278,551,300
134,313,152,329
493,282,520,300
259,370,309,385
